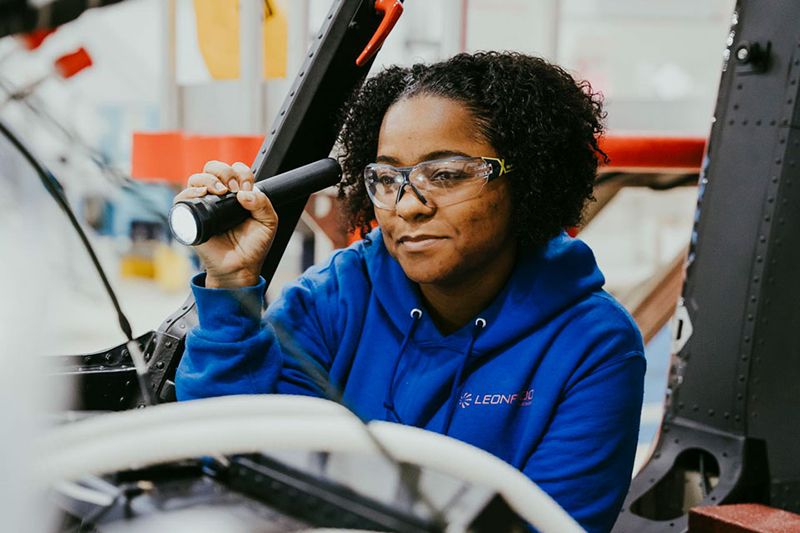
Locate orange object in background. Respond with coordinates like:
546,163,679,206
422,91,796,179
54,47,93,79
131,132,265,184
599,136,706,172
18,29,56,50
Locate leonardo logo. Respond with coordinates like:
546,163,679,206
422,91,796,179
458,388,535,408
458,392,473,409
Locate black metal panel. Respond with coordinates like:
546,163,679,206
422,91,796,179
617,1,800,530
49,333,151,411
252,0,384,286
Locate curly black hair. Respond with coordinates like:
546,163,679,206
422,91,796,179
336,51,608,246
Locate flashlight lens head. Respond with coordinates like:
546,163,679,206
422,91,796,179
170,203,200,246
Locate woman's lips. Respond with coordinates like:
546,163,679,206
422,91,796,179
398,236,447,252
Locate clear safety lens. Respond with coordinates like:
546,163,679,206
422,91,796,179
365,157,493,210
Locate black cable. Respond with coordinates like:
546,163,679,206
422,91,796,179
0,76,169,224
0,120,154,405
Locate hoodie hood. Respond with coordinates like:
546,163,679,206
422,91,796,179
364,228,606,353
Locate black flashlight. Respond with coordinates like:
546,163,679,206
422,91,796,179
169,158,341,246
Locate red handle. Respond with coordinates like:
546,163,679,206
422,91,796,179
54,47,93,79
18,29,56,51
356,0,404,67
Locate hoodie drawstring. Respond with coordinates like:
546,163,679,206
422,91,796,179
383,308,423,423
441,317,486,435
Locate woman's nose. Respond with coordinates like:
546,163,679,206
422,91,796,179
395,183,435,220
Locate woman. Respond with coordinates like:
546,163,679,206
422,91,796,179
174,52,645,533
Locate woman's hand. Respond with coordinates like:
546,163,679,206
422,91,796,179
173,161,278,289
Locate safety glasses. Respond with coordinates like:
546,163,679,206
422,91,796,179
364,156,513,210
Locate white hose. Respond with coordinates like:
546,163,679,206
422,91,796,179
47,395,351,449
35,395,585,533
51,480,115,507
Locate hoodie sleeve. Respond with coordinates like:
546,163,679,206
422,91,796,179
175,272,334,401
522,352,646,533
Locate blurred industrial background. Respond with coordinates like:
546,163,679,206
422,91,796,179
0,0,736,472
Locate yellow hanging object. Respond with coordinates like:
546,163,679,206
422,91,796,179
263,0,288,79
194,0,240,79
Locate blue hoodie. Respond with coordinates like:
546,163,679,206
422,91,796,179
176,229,645,533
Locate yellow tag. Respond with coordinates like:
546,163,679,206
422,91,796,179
263,0,288,79
193,0,240,79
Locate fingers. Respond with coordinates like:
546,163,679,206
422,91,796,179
231,162,255,192
187,172,228,194
173,186,207,205
203,160,239,192
237,188,278,227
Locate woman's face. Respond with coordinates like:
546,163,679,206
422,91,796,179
374,95,515,286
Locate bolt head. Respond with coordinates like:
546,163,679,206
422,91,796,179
737,46,750,61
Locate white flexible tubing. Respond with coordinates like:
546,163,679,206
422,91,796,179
46,395,352,449
35,397,585,533
51,480,115,507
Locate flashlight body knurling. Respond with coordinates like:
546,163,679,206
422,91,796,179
171,157,341,246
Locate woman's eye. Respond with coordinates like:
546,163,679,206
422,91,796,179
431,171,461,181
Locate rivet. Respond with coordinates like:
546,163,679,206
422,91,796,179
776,158,783,164
165,341,172,348
157,361,165,370
84,356,92,364
708,409,715,416
735,414,741,421
105,353,113,362
693,404,699,412
180,323,186,329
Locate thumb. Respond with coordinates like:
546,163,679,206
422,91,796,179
237,189,278,228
